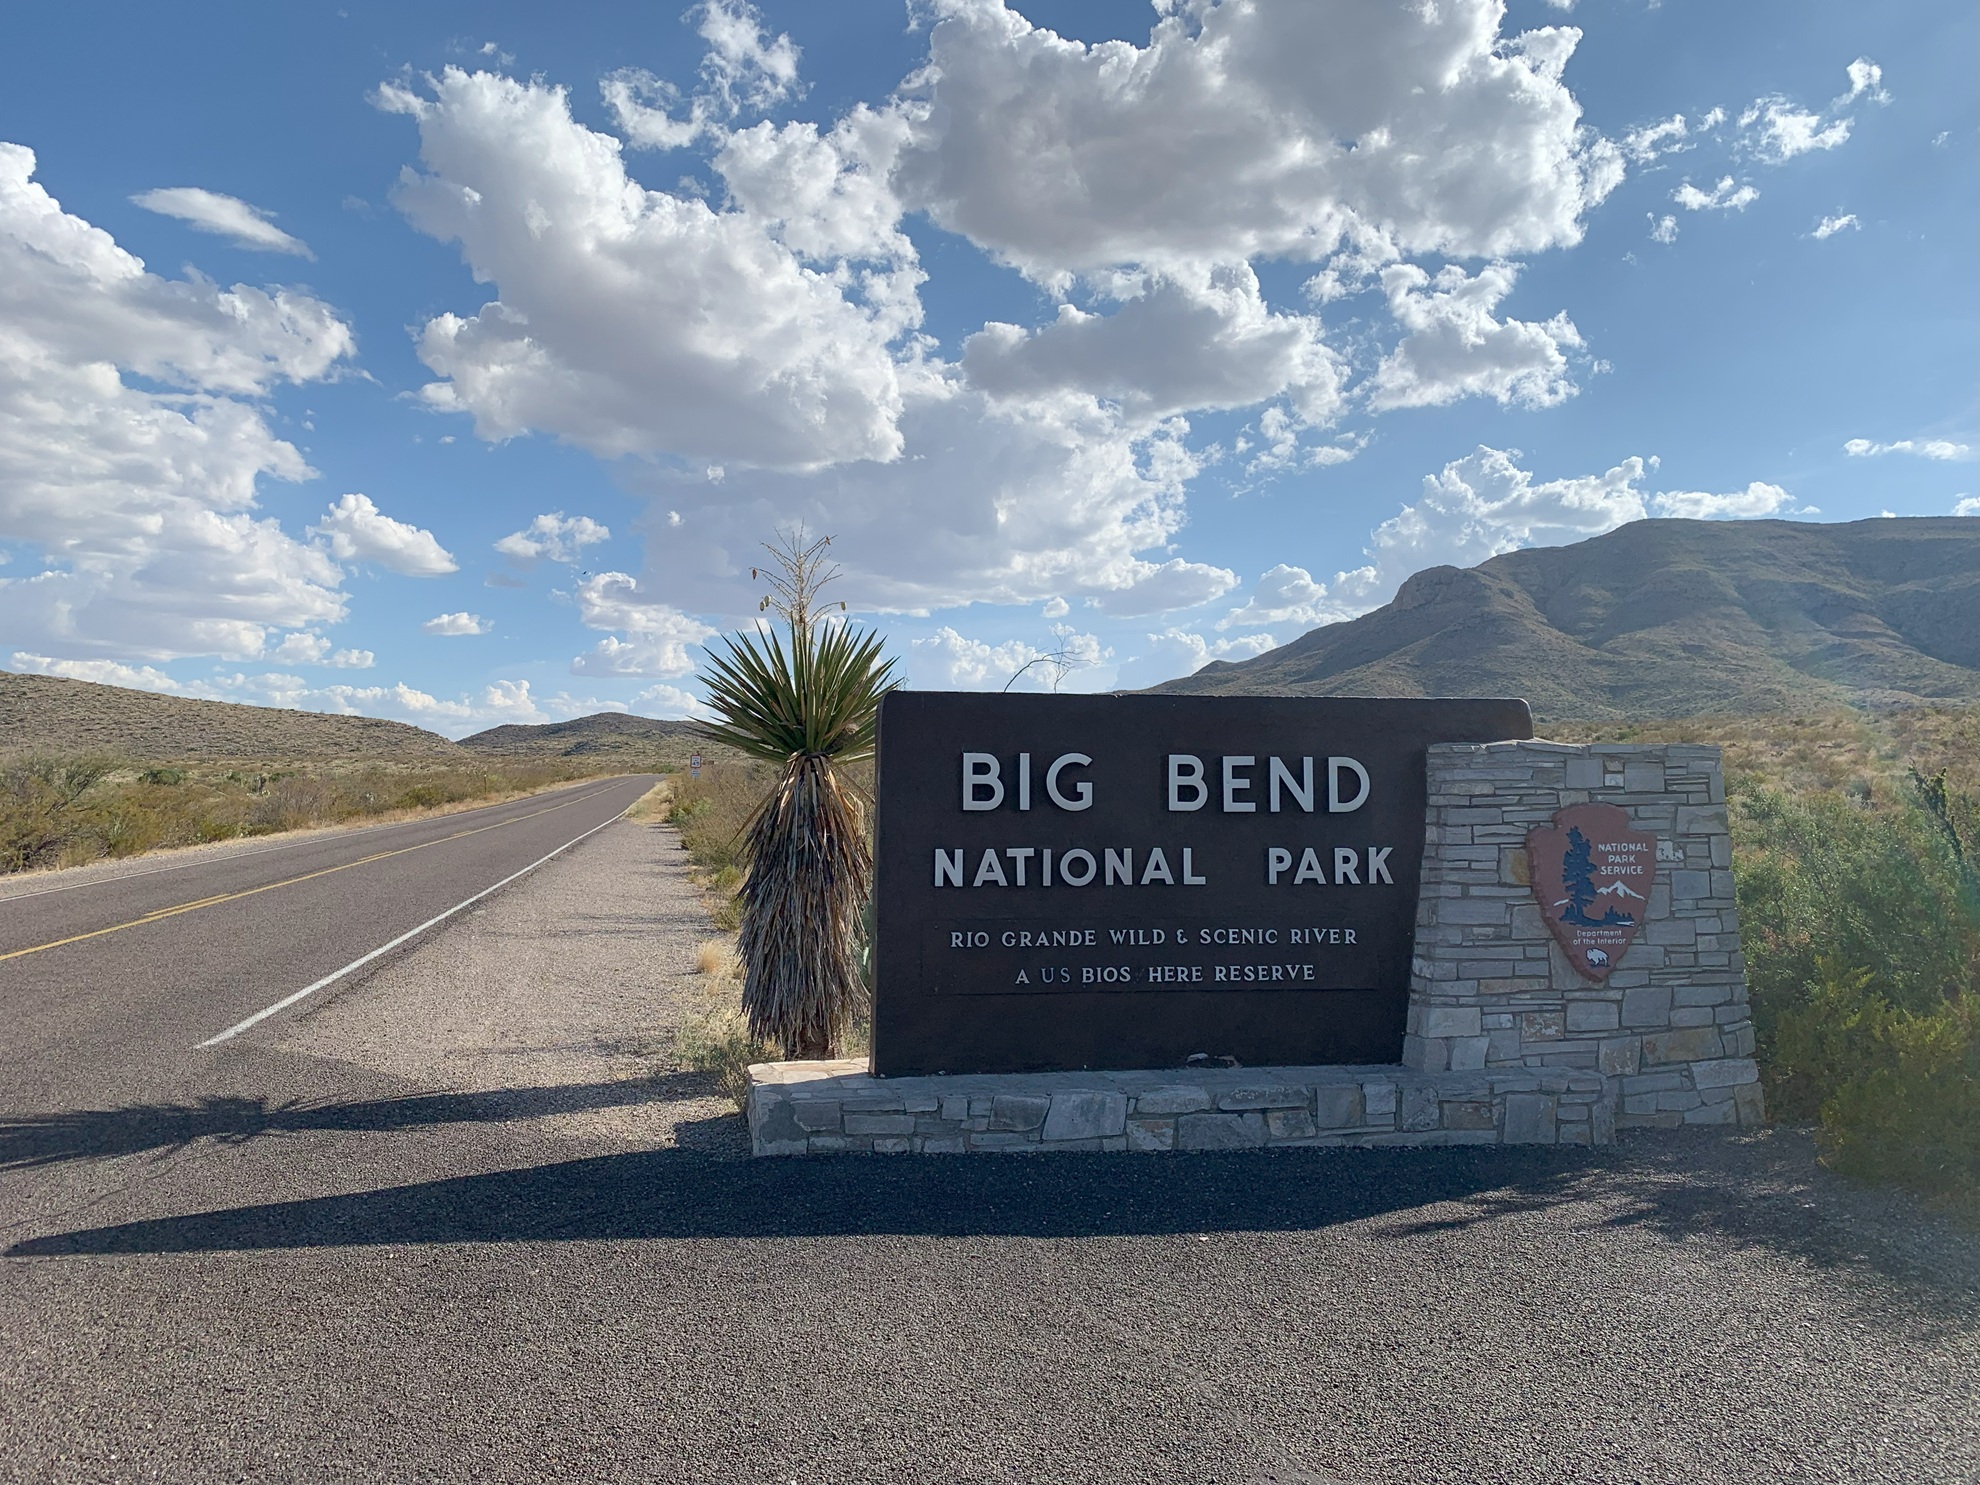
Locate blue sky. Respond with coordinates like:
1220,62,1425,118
1,0,1972,735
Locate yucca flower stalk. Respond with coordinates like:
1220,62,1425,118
697,533,898,1060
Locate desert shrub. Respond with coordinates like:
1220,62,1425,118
1733,759,1980,1211
674,942,772,1112
675,999,774,1113
669,765,779,931
1733,783,1978,1045
0,755,118,871
667,762,776,875
0,753,623,875
1772,961,1979,1211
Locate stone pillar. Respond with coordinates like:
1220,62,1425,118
1403,741,1763,1129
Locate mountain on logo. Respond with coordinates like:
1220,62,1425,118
1559,827,1636,927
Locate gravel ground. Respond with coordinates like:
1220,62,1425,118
281,806,739,1151
3,814,1976,1485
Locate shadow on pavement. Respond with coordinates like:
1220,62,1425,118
7,1142,1597,1255
6,1097,1974,1313
0,1075,715,1170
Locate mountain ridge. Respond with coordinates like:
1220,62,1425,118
1152,516,1977,720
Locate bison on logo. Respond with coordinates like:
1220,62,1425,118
1527,803,1655,983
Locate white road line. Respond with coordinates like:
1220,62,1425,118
0,777,630,907
196,804,632,1049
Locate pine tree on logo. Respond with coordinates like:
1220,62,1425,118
1561,825,1632,926
1562,827,1600,924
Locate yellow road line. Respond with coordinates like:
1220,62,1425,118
0,783,626,967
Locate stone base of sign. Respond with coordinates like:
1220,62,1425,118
748,738,1763,1156
1404,740,1764,1130
746,1058,1611,1156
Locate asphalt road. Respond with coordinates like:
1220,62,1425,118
0,774,657,1112
2,784,1976,1485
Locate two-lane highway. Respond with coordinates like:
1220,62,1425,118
0,774,658,1109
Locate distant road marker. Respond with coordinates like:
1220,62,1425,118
197,806,630,1047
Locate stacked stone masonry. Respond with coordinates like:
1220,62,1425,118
749,1060,1612,1156
746,739,1762,1154
1404,740,1764,1130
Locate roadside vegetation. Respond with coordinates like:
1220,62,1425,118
1559,705,1979,1215
0,753,630,875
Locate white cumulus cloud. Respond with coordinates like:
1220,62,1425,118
1738,99,1850,162
1840,58,1890,107
311,494,458,576
1811,213,1858,239
602,0,801,149
892,0,1622,279
422,611,491,636
1649,482,1794,519
630,682,712,719
130,186,312,257
1217,564,1341,632
380,66,917,471
1368,262,1585,411
366,3,1643,621
0,143,356,662
268,631,374,667
1620,114,1692,163
909,625,1112,692
1844,437,1971,461
963,264,1342,424
1674,177,1759,212
637,375,1221,616
494,511,611,565
570,571,716,677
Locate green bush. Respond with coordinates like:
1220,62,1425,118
1733,784,1977,1040
1735,769,1980,1212
1772,961,1979,1212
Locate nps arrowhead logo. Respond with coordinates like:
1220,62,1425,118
1527,803,1655,983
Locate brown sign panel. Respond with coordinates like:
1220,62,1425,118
870,691,1533,1075
1527,803,1654,983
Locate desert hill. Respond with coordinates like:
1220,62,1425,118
459,711,707,761
1153,516,1978,721
0,670,465,761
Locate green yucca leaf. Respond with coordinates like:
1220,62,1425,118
697,620,899,764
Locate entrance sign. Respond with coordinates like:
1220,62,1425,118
870,693,1532,1075
1528,803,1654,983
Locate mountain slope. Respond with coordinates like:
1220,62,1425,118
458,711,706,760
1154,517,1978,720
0,671,465,760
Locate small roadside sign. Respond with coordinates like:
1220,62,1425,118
688,753,703,779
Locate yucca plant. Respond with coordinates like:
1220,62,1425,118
697,532,898,1060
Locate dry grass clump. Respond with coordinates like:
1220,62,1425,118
672,935,771,1112
0,753,626,876
622,778,673,824
695,937,736,977
666,760,780,931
